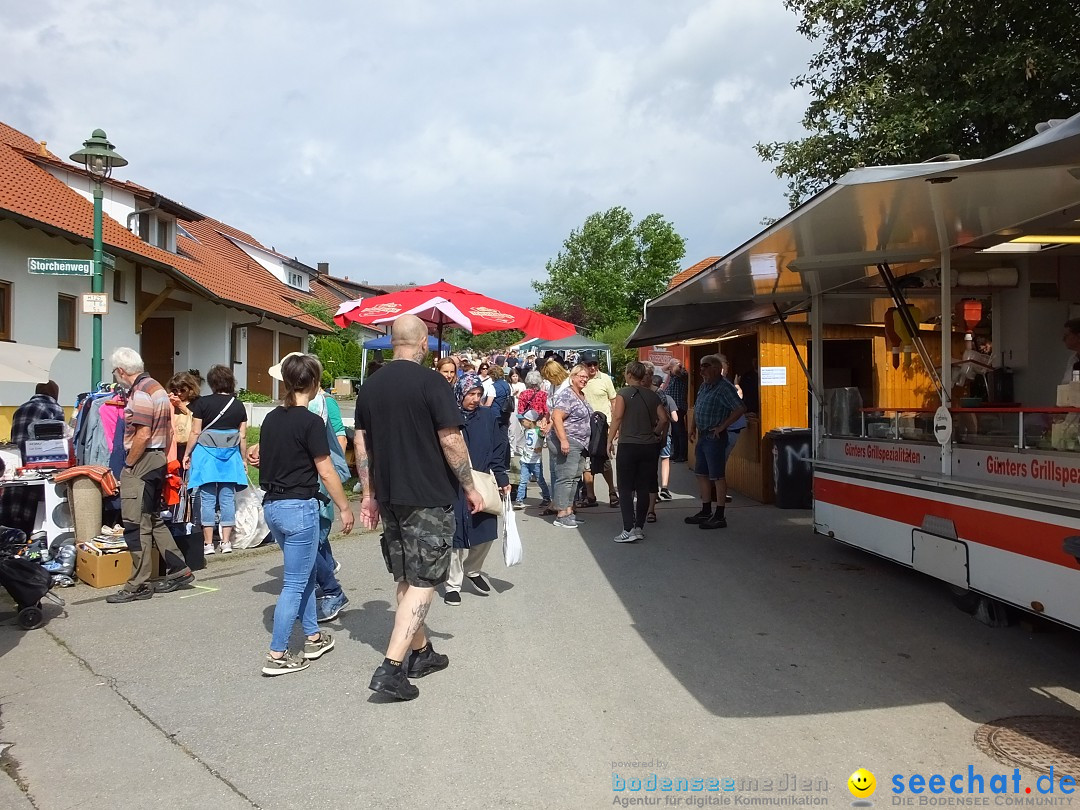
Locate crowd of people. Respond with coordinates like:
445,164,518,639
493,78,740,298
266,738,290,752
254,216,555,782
4,323,751,701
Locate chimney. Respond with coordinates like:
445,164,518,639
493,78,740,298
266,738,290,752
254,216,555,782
318,262,329,275
38,141,48,156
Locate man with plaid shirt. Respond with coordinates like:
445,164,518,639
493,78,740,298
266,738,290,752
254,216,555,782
662,360,689,462
1,382,64,537
685,354,746,530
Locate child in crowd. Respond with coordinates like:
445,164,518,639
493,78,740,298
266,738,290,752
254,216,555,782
513,409,551,509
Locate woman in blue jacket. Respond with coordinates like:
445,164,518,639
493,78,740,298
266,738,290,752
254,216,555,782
444,373,509,606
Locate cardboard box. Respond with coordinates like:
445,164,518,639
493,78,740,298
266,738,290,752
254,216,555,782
76,547,132,588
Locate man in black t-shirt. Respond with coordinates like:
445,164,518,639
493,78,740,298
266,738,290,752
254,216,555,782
354,314,484,701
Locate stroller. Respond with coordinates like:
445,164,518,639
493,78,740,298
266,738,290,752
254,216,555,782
0,527,65,630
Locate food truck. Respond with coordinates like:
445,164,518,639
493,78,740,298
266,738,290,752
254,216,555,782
629,113,1080,628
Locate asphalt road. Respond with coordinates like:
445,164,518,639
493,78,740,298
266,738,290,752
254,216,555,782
3,464,1080,809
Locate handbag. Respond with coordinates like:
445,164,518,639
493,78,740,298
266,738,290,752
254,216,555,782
195,397,237,446
471,468,503,516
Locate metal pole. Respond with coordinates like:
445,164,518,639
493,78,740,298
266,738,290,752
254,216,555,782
91,182,104,389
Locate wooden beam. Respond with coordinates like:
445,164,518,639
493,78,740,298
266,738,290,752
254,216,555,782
137,283,175,332
137,291,192,312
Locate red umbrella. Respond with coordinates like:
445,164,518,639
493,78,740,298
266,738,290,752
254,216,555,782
333,280,578,342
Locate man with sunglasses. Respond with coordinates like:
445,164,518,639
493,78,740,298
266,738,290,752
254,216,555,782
685,354,746,530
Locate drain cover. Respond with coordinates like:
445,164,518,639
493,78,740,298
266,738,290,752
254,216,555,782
975,716,1080,776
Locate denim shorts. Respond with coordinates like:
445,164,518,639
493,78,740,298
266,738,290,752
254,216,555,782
659,433,673,460
378,503,454,588
694,432,731,481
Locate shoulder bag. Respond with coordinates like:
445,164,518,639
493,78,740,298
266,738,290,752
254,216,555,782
196,397,240,448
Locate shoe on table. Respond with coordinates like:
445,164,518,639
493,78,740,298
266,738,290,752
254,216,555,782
303,631,335,660
630,527,645,540
262,651,309,676
203,543,215,555
105,585,153,603
444,590,462,606
317,592,350,622
700,515,728,530
220,541,233,553
613,530,636,544
467,574,491,594
368,663,419,700
684,511,711,525
152,572,195,593
406,645,449,678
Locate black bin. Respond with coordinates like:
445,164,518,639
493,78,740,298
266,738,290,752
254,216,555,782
768,428,813,509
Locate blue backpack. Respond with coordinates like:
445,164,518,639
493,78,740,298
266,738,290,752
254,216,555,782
492,379,513,421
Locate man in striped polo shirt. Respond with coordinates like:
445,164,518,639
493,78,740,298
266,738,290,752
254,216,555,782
106,347,195,603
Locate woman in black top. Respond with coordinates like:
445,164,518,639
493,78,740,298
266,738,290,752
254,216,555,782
259,354,354,677
607,361,669,544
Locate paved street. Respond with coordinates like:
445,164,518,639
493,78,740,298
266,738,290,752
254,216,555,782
4,464,1080,809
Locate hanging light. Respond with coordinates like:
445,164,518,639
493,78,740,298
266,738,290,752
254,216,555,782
69,129,127,181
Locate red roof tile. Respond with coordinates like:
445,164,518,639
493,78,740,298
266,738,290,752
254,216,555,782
0,122,328,333
668,256,721,289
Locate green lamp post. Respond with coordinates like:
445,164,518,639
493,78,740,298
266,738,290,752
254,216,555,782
69,129,127,389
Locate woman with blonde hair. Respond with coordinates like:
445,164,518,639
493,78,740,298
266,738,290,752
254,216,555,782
540,358,569,399
436,357,458,385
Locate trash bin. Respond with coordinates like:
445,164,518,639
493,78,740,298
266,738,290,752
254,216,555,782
767,428,813,509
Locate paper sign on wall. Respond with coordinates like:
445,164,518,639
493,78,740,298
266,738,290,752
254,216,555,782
761,366,787,386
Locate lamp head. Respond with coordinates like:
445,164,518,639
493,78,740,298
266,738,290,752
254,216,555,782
69,129,127,180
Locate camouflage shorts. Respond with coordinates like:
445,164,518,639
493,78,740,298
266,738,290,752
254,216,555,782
378,503,454,588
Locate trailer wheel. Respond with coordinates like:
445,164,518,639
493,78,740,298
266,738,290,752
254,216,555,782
17,605,43,630
948,585,980,614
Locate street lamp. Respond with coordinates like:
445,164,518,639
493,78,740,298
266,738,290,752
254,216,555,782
69,130,127,388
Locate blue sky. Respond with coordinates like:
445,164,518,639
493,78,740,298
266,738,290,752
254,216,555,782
2,0,814,305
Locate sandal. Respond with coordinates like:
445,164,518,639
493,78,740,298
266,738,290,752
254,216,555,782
647,511,657,523
581,498,599,508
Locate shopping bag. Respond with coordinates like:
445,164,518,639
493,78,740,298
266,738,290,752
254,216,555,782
232,480,269,549
502,494,523,567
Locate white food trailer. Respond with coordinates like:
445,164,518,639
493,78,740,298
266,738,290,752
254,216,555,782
631,113,1080,628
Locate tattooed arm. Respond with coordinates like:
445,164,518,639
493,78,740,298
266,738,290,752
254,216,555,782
354,428,379,529
438,427,484,514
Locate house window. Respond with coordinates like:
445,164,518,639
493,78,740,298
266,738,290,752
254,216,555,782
58,294,77,349
287,271,306,290
155,219,172,250
0,281,10,340
112,268,127,303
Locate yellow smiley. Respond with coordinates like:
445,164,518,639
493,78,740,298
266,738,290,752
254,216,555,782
848,768,876,798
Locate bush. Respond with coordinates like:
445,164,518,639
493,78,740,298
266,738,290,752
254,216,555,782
237,389,272,403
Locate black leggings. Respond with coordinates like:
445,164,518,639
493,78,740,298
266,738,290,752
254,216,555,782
615,443,660,531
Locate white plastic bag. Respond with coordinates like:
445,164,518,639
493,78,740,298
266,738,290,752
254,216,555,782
232,481,269,549
502,494,523,567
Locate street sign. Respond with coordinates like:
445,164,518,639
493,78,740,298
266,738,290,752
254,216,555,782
81,293,109,315
28,257,92,276
103,253,116,270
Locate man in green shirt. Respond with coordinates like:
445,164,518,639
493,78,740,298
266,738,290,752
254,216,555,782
580,351,618,507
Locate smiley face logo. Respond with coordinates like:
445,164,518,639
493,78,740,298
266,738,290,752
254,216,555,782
848,768,876,798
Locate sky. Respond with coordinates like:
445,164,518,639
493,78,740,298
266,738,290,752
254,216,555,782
1,0,815,306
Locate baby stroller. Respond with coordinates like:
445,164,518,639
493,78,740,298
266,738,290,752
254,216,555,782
0,527,65,630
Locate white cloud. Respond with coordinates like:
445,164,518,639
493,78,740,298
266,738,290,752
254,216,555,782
0,0,815,307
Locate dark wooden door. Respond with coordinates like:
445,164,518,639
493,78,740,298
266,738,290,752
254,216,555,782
141,318,175,385
247,326,274,397
279,334,302,359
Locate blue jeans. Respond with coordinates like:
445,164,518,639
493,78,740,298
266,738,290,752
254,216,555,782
199,482,237,527
515,460,550,502
315,516,342,598
265,498,319,652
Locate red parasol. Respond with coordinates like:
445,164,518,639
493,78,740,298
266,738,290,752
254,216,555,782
333,280,577,342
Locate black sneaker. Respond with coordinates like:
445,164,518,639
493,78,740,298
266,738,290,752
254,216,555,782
444,591,461,606
725,494,733,503
368,663,419,700
152,572,195,593
406,645,449,679
467,574,490,594
684,511,711,525
700,515,728,530
105,586,153,603
659,488,672,500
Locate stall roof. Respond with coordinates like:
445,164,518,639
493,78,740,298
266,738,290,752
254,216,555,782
629,112,1080,346
531,334,608,352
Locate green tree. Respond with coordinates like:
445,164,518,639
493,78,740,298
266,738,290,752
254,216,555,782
756,0,1080,208
592,321,640,382
533,207,686,332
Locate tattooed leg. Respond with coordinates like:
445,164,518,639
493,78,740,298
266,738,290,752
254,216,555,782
386,584,435,661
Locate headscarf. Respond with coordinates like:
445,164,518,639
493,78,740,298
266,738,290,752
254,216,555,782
455,372,483,408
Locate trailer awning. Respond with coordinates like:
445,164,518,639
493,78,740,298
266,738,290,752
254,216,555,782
627,300,807,348
632,112,1080,346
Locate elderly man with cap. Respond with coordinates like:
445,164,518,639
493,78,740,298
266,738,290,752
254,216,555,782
580,350,618,508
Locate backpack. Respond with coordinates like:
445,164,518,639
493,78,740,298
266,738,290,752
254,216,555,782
586,412,609,461
493,379,514,421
